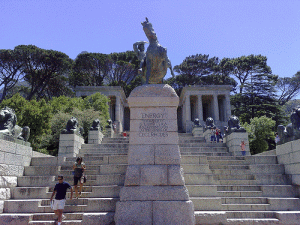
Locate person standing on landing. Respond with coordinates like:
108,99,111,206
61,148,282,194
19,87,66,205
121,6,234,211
72,157,86,198
240,140,247,156
50,175,73,225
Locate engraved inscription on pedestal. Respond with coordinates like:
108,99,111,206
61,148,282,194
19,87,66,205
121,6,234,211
139,117,168,137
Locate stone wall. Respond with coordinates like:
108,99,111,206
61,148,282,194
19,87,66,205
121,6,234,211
276,139,300,185
0,137,32,213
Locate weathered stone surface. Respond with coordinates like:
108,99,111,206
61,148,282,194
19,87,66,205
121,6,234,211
195,211,227,225
120,186,189,201
0,188,10,199
0,200,3,213
115,201,152,225
0,176,17,188
276,211,300,225
82,212,114,225
168,165,185,185
140,165,167,185
155,144,181,165
128,145,154,165
4,200,40,213
124,165,140,186
0,213,33,225
153,200,195,225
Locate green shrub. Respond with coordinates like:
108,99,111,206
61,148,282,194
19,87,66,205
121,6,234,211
243,116,276,154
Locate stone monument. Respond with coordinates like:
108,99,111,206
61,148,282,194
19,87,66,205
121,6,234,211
115,84,195,224
115,18,194,224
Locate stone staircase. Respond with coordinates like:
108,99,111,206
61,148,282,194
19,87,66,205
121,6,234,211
1,134,300,224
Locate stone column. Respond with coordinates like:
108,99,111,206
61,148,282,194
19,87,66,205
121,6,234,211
115,96,121,121
197,95,203,122
185,94,193,133
114,96,121,134
225,94,231,120
213,95,219,121
182,100,186,131
186,94,191,121
115,84,195,225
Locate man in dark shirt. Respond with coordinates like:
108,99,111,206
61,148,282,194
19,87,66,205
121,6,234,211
50,175,73,225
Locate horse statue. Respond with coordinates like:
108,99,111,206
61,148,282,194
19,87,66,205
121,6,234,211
136,17,175,84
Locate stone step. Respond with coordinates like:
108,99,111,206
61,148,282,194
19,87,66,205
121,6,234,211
226,218,280,224
32,212,83,220
181,152,232,156
179,142,225,147
211,168,251,174
213,174,255,180
218,191,263,197
223,203,270,211
182,164,211,173
100,139,129,143
80,149,129,154
226,210,277,218
24,166,61,176
208,160,248,165
65,155,128,164
217,185,261,192
61,164,127,175
184,174,219,185
29,220,82,225
207,156,245,161
186,185,218,197
194,211,227,225
191,197,223,210
17,176,56,187
4,198,119,213
254,174,292,185
180,147,229,152
222,197,268,204
250,164,285,174
181,155,208,164
81,143,129,149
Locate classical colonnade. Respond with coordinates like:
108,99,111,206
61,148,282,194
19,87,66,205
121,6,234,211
75,85,233,133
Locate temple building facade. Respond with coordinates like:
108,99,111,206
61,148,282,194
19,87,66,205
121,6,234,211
74,85,232,133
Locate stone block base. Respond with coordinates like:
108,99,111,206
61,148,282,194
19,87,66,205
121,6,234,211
120,186,189,201
115,200,195,225
88,130,103,144
192,127,203,137
0,214,33,225
82,212,114,224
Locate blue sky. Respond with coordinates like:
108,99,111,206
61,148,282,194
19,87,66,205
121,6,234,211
1,0,300,99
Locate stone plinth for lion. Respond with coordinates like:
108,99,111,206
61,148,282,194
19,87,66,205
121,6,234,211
114,84,195,224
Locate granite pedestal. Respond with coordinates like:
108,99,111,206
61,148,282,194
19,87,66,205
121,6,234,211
114,84,195,224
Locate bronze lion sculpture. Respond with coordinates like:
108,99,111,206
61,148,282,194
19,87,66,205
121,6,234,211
224,115,246,135
90,119,103,131
0,106,30,141
61,117,83,135
204,117,215,130
277,105,300,144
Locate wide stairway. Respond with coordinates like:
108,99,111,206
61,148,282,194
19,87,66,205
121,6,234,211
1,133,300,224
